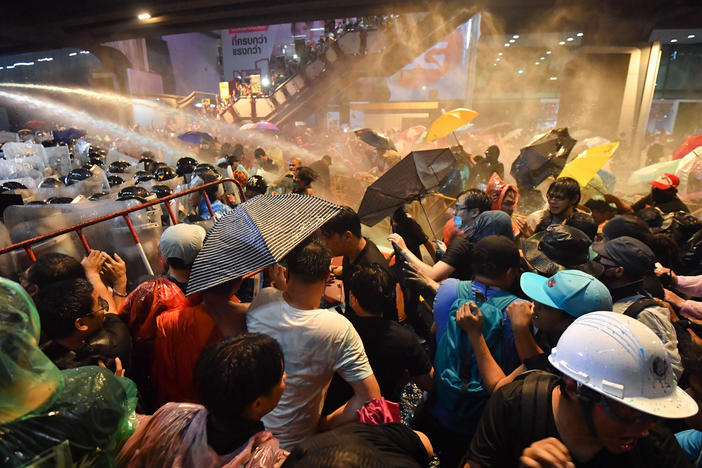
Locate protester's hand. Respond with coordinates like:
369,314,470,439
225,193,237,206
520,220,534,239
664,289,685,310
507,301,534,331
655,265,677,285
269,264,287,291
387,233,408,252
513,216,527,236
403,262,439,294
102,253,127,290
519,437,574,468
456,302,483,337
98,357,125,377
434,240,446,258
82,250,107,276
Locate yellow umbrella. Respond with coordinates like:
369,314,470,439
426,108,479,142
558,141,619,187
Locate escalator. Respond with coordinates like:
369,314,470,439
223,9,476,126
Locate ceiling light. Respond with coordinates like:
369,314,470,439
496,58,501,61
498,52,503,56
535,62,540,65
69,52,77,56
567,37,574,42
505,43,511,47
517,69,524,74
559,41,566,45
493,63,497,66
549,76,557,80
671,38,678,43
509,39,515,43
137,12,151,20
293,53,299,59
546,50,552,54
688,34,696,39
576,32,584,37
513,34,520,39
540,56,545,60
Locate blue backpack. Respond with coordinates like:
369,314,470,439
434,281,520,422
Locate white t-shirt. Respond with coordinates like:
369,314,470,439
246,287,373,449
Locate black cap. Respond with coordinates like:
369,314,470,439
524,225,602,277
602,215,651,241
592,236,655,278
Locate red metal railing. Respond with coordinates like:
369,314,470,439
0,178,245,274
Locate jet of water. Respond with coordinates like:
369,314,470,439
0,82,317,160
0,89,190,163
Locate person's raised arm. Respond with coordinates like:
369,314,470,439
506,302,543,361
388,233,454,281
319,374,381,430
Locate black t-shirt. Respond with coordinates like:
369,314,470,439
351,316,432,399
394,218,429,260
41,314,133,372
442,233,473,281
466,375,692,467
283,423,429,468
342,238,398,320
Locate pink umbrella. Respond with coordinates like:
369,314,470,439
673,134,702,160
240,121,279,132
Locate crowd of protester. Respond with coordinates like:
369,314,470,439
5,125,702,468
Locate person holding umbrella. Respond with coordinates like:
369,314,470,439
525,177,582,236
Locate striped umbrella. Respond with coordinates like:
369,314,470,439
186,194,341,295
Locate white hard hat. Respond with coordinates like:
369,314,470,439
549,311,698,419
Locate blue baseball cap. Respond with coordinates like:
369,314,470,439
520,270,613,318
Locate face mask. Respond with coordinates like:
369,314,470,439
454,215,463,229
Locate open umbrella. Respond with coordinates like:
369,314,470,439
26,120,48,131
558,141,619,187
354,128,397,151
52,128,86,143
673,135,702,160
240,121,279,131
178,131,215,145
357,148,455,237
628,158,682,186
510,128,577,188
186,194,341,295
426,108,479,143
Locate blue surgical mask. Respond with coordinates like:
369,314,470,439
454,215,463,229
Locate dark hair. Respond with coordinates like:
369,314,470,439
603,215,655,247
635,207,664,229
457,188,491,213
348,264,396,316
205,277,242,296
321,206,361,238
584,199,614,215
195,333,284,420
471,235,519,279
285,237,332,283
167,257,189,271
565,212,597,241
35,278,94,339
295,166,317,185
26,253,85,288
254,147,266,158
547,177,581,206
199,170,221,202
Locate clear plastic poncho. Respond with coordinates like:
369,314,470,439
0,278,138,467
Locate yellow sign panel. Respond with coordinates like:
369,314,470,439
219,81,230,101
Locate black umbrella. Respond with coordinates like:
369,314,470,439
354,128,397,151
187,194,341,295
357,148,455,237
510,128,576,188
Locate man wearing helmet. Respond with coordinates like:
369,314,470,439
462,312,697,467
